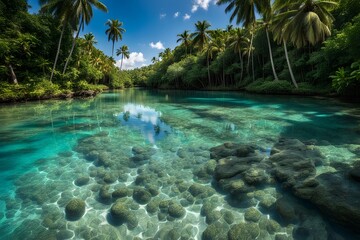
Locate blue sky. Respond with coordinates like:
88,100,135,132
28,0,233,69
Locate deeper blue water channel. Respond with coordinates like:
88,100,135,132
0,89,359,239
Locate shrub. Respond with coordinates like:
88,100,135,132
245,80,293,94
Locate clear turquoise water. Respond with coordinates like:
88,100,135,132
0,89,359,239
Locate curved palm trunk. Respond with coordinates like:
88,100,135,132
238,50,244,82
9,64,18,84
266,28,279,81
50,24,65,82
283,42,298,88
63,19,83,74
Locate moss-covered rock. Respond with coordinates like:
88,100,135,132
74,176,90,186
112,187,129,199
65,199,85,221
168,202,186,218
133,188,152,204
206,210,222,224
244,207,262,222
109,201,138,229
98,185,112,204
146,199,160,214
228,222,260,240
222,210,234,225
188,183,215,198
202,222,228,240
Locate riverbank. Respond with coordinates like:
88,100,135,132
0,82,108,103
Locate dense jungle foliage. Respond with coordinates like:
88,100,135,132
0,0,128,101
0,0,360,102
126,0,360,96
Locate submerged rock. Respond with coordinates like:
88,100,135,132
202,222,228,240
109,201,138,229
65,198,85,221
133,188,152,204
228,222,260,240
244,207,262,222
74,176,90,186
168,202,186,218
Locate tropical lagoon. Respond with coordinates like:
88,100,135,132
0,89,359,239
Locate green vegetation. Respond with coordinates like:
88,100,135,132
0,0,129,102
1,0,360,102
123,0,360,97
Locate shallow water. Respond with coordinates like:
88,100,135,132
0,89,359,239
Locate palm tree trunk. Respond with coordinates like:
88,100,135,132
9,64,18,84
238,50,244,82
207,57,211,87
50,24,65,82
120,54,124,70
63,19,83,74
222,58,225,86
247,32,253,75
283,42,298,88
112,41,114,57
251,48,255,82
266,28,278,81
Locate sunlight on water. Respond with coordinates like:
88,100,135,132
0,89,359,239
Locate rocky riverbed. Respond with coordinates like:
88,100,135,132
1,129,359,239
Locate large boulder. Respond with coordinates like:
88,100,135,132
65,198,85,221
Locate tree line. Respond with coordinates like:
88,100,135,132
127,0,360,96
0,0,131,101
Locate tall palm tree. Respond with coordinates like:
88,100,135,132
40,0,74,82
116,45,130,70
272,0,339,88
83,32,97,54
105,19,125,57
217,0,269,81
206,36,227,86
230,28,249,82
191,20,211,51
177,30,191,56
62,0,108,74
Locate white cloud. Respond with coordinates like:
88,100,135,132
191,5,198,13
192,0,213,12
183,14,191,20
174,12,180,18
149,41,165,50
160,13,166,19
116,52,146,70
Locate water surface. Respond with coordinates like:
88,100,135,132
0,89,359,239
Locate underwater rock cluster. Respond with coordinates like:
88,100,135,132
3,127,360,239
210,138,360,238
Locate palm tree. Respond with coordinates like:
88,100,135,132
272,0,339,88
206,36,227,86
230,28,249,82
83,32,97,54
177,30,191,56
40,0,74,82
62,0,108,74
258,2,279,81
191,20,211,51
116,45,130,70
217,0,269,81
105,19,125,57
